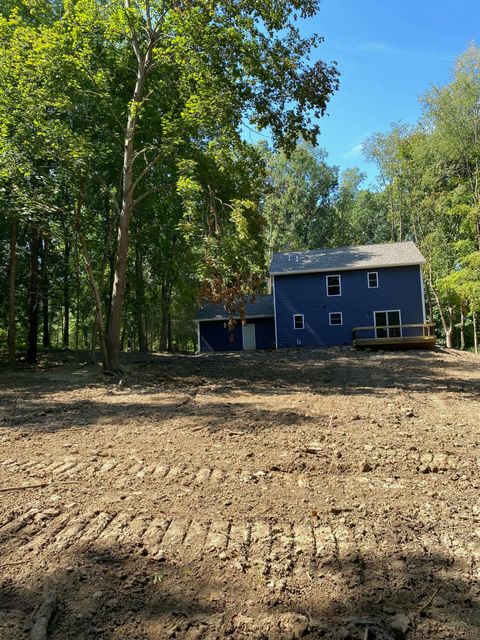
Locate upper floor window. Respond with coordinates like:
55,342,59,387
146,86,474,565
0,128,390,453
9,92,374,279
293,314,304,329
368,272,379,288
326,274,341,296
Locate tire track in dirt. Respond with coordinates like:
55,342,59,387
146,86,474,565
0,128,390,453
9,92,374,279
0,505,323,573
0,457,229,486
1,449,478,492
3,506,471,573
1,508,477,613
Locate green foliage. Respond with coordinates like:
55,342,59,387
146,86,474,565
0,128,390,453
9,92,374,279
260,141,338,253
1,2,478,357
1,0,339,356
422,46,480,248
179,141,267,318
361,44,480,350
439,252,480,313
260,145,392,254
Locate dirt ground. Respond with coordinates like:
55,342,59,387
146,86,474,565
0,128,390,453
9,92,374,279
0,346,479,640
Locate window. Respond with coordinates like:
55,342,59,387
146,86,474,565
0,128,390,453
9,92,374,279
293,314,304,329
326,274,341,296
329,312,343,326
368,272,379,288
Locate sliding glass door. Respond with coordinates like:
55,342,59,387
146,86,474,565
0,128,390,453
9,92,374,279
374,310,402,338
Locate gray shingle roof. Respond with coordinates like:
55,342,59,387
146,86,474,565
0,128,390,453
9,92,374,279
270,241,425,275
195,294,274,321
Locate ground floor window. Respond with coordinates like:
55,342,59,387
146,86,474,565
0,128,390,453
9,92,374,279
374,310,402,338
293,314,304,329
329,312,343,326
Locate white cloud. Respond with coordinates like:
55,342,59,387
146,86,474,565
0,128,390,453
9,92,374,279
334,41,390,54
333,40,450,61
342,143,363,159
357,41,389,53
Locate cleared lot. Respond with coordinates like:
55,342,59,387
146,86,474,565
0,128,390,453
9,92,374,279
0,347,479,639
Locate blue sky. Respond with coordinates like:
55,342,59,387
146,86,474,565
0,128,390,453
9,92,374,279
299,0,480,187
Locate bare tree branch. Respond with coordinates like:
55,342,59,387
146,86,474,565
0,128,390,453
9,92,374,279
132,150,165,189
97,175,122,217
134,187,157,207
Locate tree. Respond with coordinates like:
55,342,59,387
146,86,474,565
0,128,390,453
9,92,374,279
179,140,268,328
101,0,338,369
347,189,390,245
261,141,338,255
363,123,415,242
333,167,366,245
423,44,480,250
439,252,480,352
1,0,339,366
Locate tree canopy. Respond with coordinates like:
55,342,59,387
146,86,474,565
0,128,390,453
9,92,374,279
1,12,479,361
0,0,338,368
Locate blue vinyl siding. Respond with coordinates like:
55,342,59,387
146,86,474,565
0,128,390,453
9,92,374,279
253,317,276,350
274,265,424,348
199,317,275,352
200,320,242,352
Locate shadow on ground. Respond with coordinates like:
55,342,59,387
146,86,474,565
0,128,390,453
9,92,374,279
0,540,478,639
0,347,478,434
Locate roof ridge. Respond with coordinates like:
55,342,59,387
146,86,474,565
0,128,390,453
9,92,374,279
272,240,416,256
270,241,424,275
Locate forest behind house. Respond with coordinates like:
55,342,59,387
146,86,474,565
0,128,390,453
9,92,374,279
1,1,480,369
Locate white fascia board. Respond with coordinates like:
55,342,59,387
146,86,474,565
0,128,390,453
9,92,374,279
419,264,427,323
269,260,424,277
272,275,278,348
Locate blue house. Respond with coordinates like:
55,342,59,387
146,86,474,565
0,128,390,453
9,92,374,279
195,295,276,352
195,241,431,352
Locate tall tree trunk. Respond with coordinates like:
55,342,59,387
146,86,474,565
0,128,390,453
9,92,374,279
445,306,454,349
106,42,151,371
27,231,41,364
78,228,110,370
57,309,63,349
41,237,50,348
460,306,466,350
7,215,17,365
91,203,115,360
427,266,454,348
398,197,404,242
426,285,433,324
167,310,172,352
135,240,148,352
63,240,71,348
120,324,127,352
160,282,170,351
144,315,149,351
75,241,80,354
473,313,478,355
91,320,97,363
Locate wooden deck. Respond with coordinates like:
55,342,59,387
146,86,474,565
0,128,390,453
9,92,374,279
353,323,436,349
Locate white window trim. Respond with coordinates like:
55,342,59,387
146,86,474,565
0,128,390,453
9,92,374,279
329,312,343,326
419,265,427,323
272,275,278,348
293,314,304,330
367,271,379,288
374,309,402,339
326,274,342,297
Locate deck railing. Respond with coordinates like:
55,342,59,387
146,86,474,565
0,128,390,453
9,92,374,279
352,323,436,343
